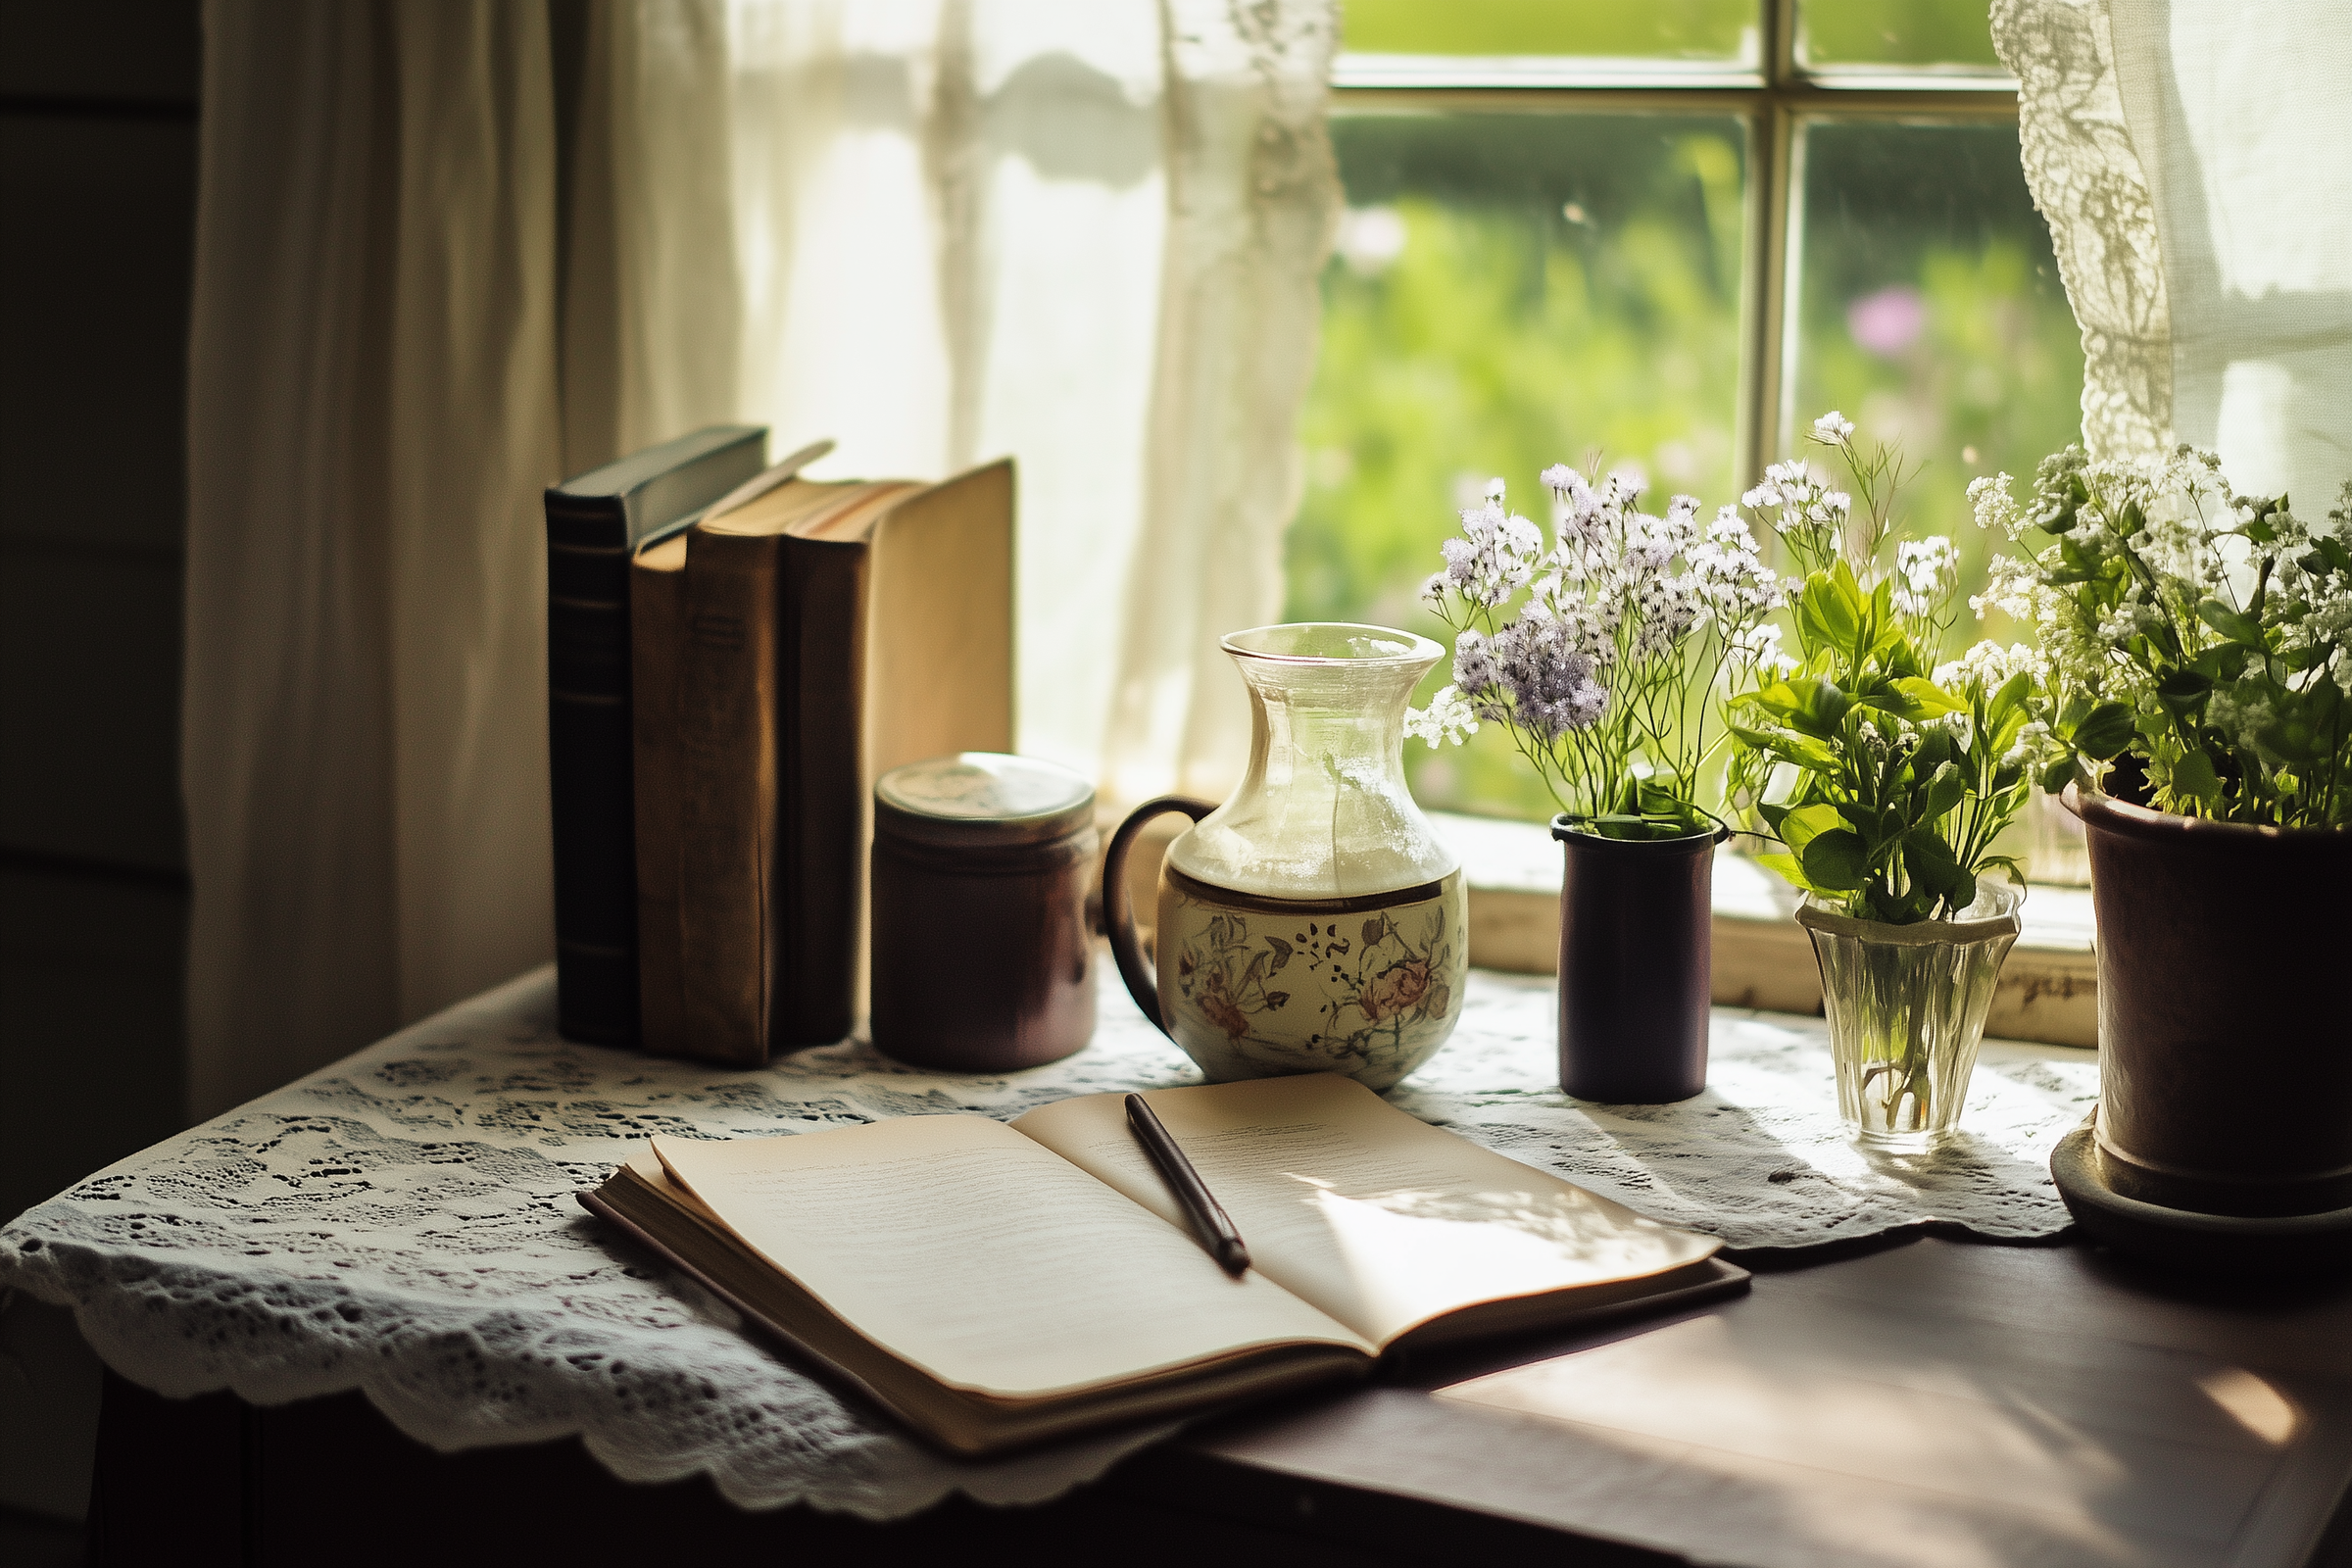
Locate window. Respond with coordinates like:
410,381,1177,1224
1289,0,2083,822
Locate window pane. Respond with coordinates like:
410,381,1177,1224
1796,0,2005,73
1290,114,1748,820
1342,0,1757,66
1788,121,2082,646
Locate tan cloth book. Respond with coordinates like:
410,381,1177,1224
632,459,1014,1063
580,1073,1742,1457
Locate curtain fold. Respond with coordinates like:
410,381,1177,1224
1106,0,1340,804
186,2,561,1115
183,0,1340,1111
1995,0,2352,505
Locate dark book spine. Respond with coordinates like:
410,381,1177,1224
777,536,869,1048
546,496,640,1046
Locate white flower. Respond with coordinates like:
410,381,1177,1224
1811,410,1855,442
1967,472,2023,540
2095,601,2163,645
1742,460,1848,554
1934,640,2047,693
1705,506,1757,551
2206,689,2274,755
1892,535,1960,618
1728,620,1796,678
1662,494,1701,549
2001,717,2054,770
1484,476,1507,503
1405,685,1480,748
1624,515,1676,575
1972,554,2040,620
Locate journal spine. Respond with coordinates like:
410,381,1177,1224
546,496,641,1046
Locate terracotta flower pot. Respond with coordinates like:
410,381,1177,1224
2065,782,2352,1217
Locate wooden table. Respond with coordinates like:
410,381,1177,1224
88,1233,2352,1568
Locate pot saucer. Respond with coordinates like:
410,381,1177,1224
2050,1128,2352,1278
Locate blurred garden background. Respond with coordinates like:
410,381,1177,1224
1291,0,2083,820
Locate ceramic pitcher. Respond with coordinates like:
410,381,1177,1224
1103,623,1465,1092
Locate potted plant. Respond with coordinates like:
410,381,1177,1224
1972,452,2352,1217
1408,466,1784,1102
1729,414,2055,1149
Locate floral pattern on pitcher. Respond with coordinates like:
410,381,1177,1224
1158,875,1465,1093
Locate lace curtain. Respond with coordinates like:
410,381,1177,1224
1993,0,2352,505
182,0,1340,1115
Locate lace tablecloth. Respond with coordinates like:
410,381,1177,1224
0,965,2097,1519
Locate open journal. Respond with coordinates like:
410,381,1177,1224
579,1073,1744,1457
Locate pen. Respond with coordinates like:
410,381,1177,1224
1124,1094,1250,1276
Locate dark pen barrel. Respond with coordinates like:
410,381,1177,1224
1125,1094,1250,1276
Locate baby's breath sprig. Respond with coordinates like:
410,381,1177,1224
1407,464,1786,839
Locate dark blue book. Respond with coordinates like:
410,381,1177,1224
545,425,767,1045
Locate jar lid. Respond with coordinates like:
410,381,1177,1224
875,753,1096,848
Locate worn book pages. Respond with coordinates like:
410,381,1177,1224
1011,1074,1723,1351
650,1117,1373,1403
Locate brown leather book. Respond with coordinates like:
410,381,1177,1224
630,528,694,1057
639,460,1014,1064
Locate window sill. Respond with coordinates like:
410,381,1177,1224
1430,811,2098,1051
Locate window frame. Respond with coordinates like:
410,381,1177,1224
1327,0,2022,494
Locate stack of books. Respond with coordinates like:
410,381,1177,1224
545,428,1014,1061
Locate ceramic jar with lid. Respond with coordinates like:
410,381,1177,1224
869,753,1100,1071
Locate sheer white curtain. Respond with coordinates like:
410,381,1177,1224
182,0,1339,1113
1995,0,2352,502
593,0,1340,795
184,4,564,1116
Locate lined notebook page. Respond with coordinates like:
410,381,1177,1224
652,1116,1370,1399
1014,1075,1718,1348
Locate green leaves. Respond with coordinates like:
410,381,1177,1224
1901,827,1975,912
1888,677,1965,720
2301,535,2352,578
1921,760,1966,821
1780,805,1866,891
1745,676,1851,737
1795,562,1866,655
2168,748,2222,808
1728,716,1838,773
2056,694,2135,760
1801,831,1869,892
2195,599,2266,652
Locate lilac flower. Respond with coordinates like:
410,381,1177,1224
1491,612,1607,740
1452,628,1498,695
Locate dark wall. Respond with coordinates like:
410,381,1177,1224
0,0,202,1526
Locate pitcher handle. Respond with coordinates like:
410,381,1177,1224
1102,796,1217,1034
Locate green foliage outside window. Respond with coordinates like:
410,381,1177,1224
1287,109,2086,822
